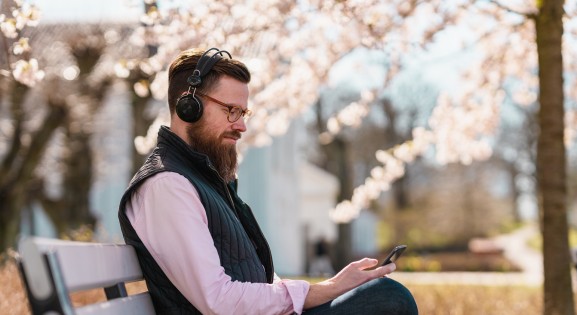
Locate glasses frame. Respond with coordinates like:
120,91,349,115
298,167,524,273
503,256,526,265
195,91,252,123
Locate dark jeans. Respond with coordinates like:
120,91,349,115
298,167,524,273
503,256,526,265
303,277,418,315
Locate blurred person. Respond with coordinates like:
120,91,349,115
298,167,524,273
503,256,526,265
118,48,418,315
309,237,335,277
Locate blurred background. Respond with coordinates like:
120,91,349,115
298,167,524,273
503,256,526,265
1,0,577,314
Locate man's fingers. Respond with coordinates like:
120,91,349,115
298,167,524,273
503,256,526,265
348,258,396,278
376,262,396,276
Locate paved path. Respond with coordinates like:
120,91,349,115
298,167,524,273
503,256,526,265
390,271,542,287
492,224,543,278
389,224,544,287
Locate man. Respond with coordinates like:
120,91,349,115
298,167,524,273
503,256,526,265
118,48,418,315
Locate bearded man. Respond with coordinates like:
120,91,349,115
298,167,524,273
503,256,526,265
118,48,418,315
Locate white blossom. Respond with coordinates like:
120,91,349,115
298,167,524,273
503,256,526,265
134,80,150,98
12,37,29,55
0,17,18,38
12,58,44,87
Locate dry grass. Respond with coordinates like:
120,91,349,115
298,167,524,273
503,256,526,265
408,284,542,314
1,260,29,315
0,259,559,315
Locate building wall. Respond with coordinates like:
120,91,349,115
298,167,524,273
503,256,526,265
238,119,339,276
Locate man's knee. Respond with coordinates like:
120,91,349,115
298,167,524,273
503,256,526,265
373,277,419,315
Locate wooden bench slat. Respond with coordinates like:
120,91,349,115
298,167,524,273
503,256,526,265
75,293,155,315
18,237,155,315
28,237,144,292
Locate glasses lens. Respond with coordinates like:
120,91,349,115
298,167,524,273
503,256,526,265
229,107,241,122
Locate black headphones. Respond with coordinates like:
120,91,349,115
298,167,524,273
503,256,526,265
175,48,232,123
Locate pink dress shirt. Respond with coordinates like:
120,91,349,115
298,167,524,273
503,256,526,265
125,172,310,315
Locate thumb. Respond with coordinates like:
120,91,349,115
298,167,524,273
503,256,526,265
353,257,380,270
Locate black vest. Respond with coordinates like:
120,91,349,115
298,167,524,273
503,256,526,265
118,126,274,314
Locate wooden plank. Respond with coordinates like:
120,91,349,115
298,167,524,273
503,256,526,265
21,237,143,292
18,237,55,300
75,293,155,315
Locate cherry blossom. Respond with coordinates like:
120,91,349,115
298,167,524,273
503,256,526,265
11,58,44,87
118,0,577,223
0,1,42,87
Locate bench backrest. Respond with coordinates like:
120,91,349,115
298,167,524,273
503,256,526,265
17,237,155,315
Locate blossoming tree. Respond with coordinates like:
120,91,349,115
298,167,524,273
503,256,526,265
0,0,46,252
119,0,575,312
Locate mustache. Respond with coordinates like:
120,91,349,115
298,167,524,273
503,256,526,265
222,131,242,140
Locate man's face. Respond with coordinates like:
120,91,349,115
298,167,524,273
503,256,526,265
185,76,249,182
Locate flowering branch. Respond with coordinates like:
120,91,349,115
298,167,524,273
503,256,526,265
330,127,435,222
0,1,43,87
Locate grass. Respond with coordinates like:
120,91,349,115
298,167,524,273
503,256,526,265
408,284,542,314
0,259,559,315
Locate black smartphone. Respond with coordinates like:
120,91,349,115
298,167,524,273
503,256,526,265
381,245,407,266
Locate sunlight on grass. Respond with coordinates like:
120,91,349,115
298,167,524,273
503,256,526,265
408,284,542,315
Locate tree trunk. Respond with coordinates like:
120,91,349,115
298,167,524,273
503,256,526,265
382,98,411,211
47,127,96,234
0,101,67,252
130,90,154,175
0,187,26,251
313,97,355,270
535,1,574,314
0,83,27,183
507,161,523,223
330,138,354,270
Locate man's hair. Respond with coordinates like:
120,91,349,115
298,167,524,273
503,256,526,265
167,48,251,114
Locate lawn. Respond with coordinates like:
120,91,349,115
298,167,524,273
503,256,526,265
408,284,542,314
0,259,558,315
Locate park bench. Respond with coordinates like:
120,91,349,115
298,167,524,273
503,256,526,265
16,237,155,315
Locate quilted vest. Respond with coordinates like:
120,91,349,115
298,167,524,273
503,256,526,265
118,126,274,315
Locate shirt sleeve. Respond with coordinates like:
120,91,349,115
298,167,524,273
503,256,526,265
125,172,310,315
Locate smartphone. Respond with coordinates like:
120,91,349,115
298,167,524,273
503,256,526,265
381,245,407,266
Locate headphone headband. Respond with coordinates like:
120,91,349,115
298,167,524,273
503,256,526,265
187,48,232,87
176,48,232,123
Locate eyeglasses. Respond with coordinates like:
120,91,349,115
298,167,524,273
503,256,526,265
196,92,252,123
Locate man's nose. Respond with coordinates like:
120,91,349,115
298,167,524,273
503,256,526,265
231,118,247,132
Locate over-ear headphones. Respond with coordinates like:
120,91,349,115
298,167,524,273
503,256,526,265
175,48,232,123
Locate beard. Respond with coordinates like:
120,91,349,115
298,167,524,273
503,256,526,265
185,122,240,183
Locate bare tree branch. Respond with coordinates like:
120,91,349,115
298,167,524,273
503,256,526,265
15,100,67,182
484,0,538,19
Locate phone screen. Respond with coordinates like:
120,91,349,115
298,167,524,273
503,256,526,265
381,245,407,266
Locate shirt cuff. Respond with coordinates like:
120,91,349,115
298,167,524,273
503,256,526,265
280,279,310,315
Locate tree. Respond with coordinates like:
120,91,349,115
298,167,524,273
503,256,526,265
534,0,573,313
0,1,50,251
37,28,112,236
0,3,121,250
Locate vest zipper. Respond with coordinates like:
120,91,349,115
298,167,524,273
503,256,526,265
207,161,240,217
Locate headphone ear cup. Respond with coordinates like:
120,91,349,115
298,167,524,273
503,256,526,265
176,94,204,123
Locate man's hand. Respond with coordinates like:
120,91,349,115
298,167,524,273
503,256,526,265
303,258,396,309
